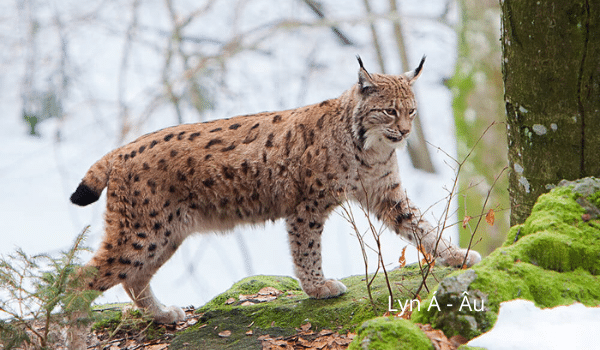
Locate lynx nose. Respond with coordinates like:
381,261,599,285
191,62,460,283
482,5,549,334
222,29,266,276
399,129,410,136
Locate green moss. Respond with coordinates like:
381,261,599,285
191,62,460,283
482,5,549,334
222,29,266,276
194,269,454,332
172,268,455,350
588,191,600,209
348,317,433,350
198,275,303,313
414,178,600,339
91,308,165,341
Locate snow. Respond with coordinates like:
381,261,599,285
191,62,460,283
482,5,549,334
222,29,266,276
467,299,600,350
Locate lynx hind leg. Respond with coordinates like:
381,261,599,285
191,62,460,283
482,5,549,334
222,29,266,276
286,211,346,299
123,278,186,324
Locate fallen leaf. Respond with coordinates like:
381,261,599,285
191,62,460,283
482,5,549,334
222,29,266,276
417,323,458,350
486,209,495,226
258,287,282,296
318,329,333,336
218,330,232,338
145,345,168,350
300,322,312,332
246,329,253,336
450,334,468,346
238,287,282,304
225,297,236,305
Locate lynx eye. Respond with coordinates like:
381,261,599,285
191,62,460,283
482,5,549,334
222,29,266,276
384,109,397,117
408,108,416,116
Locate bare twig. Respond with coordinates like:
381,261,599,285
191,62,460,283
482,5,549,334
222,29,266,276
302,0,354,45
461,166,508,267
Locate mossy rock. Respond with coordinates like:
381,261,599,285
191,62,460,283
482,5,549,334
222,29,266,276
348,317,433,350
413,177,600,339
170,268,454,350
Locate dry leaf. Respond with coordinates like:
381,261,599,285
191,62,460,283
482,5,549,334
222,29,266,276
318,329,333,336
462,215,472,229
398,246,407,268
225,297,236,305
486,209,495,226
238,287,282,304
417,244,434,265
246,329,253,336
300,322,312,332
258,287,282,296
145,345,168,350
218,330,232,338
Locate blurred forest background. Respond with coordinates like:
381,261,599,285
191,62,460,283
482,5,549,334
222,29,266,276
0,0,507,307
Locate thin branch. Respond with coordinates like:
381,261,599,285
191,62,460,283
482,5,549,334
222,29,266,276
301,0,354,45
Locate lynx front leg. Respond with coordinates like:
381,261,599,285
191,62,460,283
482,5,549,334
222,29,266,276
286,210,346,299
374,193,481,267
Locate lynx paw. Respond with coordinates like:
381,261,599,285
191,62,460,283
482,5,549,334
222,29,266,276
438,248,481,268
151,305,186,324
304,279,347,299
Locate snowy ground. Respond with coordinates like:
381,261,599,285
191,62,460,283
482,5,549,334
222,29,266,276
467,299,600,350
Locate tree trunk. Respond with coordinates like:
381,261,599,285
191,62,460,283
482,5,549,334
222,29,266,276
502,0,600,225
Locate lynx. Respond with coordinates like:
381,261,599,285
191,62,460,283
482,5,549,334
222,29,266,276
70,57,481,323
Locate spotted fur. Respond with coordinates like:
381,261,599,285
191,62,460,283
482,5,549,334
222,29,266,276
71,57,480,323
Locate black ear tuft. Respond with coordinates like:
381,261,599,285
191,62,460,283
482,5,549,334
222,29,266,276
356,55,365,69
356,55,375,94
414,55,426,78
405,55,426,84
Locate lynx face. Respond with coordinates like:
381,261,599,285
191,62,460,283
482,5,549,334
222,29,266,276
352,57,423,150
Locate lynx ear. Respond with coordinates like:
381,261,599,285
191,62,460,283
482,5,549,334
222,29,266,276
356,55,376,94
404,55,426,85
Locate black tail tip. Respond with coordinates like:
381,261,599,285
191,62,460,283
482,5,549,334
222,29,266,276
70,183,100,206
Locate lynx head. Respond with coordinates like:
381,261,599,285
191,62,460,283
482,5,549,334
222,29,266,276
351,56,425,150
